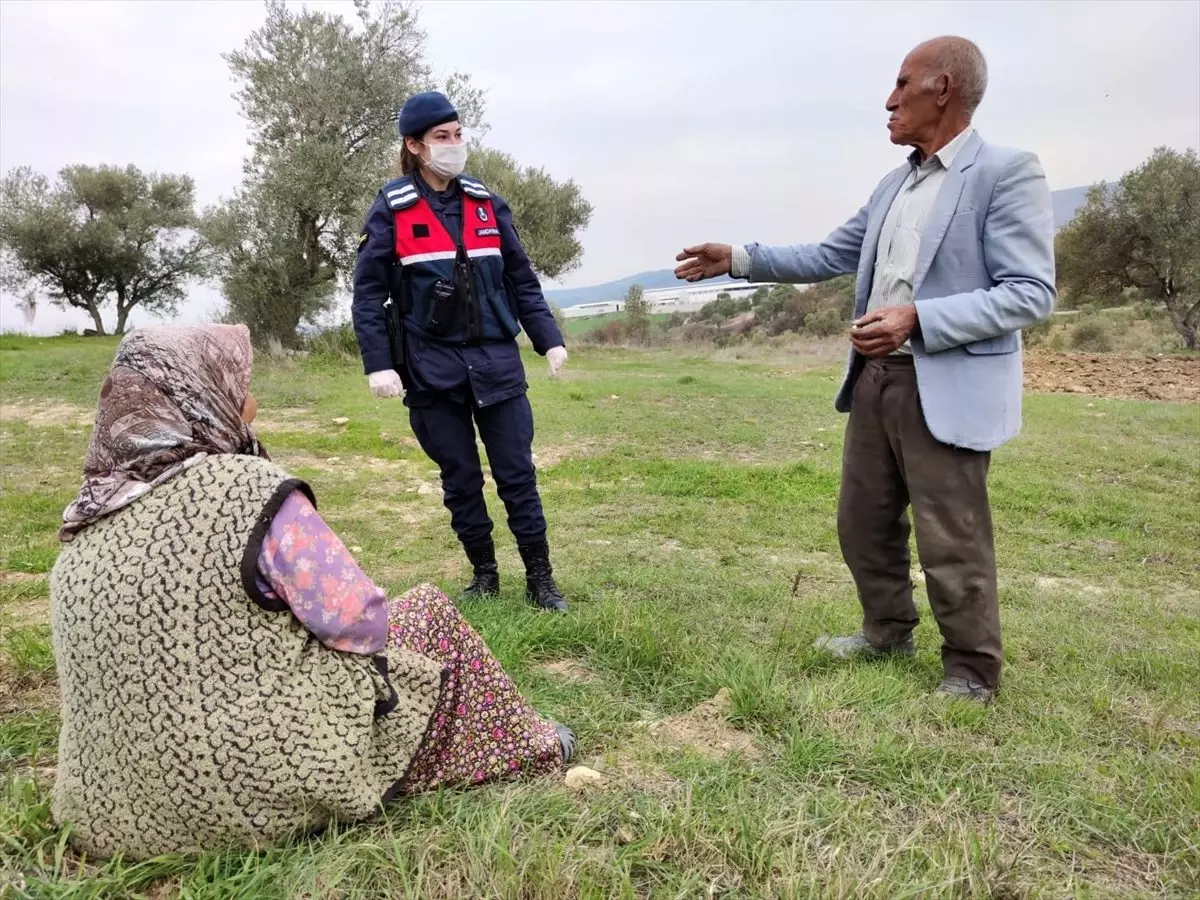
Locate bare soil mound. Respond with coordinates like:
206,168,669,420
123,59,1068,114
1024,353,1200,403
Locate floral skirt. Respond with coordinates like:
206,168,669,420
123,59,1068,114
390,584,562,793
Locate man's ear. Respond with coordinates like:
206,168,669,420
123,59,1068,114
936,74,953,108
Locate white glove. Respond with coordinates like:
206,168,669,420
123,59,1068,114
547,346,568,378
368,369,404,399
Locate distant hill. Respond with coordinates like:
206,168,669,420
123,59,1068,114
545,269,736,310
1051,185,1092,229
547,185,1096,309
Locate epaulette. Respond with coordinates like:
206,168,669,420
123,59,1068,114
458,175,490,200
382,177,419,210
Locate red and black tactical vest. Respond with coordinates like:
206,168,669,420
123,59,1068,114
384,175,521,345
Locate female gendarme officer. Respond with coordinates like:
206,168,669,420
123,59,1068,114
352,92,569,613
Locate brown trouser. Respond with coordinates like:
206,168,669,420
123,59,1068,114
837,356,1002,688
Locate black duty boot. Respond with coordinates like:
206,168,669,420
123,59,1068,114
461,540,500,600
517,541,568,613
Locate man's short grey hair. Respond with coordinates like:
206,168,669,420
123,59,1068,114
919,36,988,116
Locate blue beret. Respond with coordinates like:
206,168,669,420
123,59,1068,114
398,92,459,138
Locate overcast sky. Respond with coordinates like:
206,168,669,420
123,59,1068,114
1,0,1198,334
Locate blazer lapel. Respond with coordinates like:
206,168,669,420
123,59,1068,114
912,131,983,294
857,167,909,316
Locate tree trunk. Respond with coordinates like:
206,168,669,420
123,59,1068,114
1162,290,1199,350
113,282,131,334
1175,318,1199,350
114,307,133,335
284,307,303,349
298,215,322,282
85,302,107,336
1183,296,1200,351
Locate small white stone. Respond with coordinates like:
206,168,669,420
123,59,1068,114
565,766,605,790
332,417,350,425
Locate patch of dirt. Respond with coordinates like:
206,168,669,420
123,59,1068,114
253,407,319,433
645,688,761,760
379,432,421,451
538,658,598,683
360,457,415,474
607,761,682,797
0,670,58,717
271,452,413,477
0,401,94,428
1070,850,1166,897
0,571,48,585
531,438,613,469
580,743,683,798
569,690,760,798
269,452,344,473
10,761,58,785
364,502,443,527
1118,696,1200,740
1034,576,1106,596
1024,352,1200,402
0,597,50,628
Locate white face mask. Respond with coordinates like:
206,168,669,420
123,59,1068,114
424,142,468,179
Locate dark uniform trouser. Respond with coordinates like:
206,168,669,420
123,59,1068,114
837,356,1002,688
409,393,547,548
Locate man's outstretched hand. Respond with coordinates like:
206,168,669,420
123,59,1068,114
674,244,732,282
850,306,919,358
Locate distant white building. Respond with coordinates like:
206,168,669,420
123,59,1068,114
561,300,623,318
641,282,778,314
560,282,782,319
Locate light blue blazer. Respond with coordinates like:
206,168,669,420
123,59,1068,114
747,131,1057,451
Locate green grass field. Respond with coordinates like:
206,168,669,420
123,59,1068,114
560,311,672,339
1,334,1198,899
560,310,624,338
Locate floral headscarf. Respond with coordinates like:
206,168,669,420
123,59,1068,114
60,324,267,541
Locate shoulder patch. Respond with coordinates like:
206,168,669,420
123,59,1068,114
458,175,490,201
383,177,420,211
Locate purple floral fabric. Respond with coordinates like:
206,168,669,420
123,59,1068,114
255,497,562,786
389,584,563,792
255,489,388,655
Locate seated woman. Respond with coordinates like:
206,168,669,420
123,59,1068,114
49,324,574,861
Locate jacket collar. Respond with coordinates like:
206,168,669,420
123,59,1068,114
907,126,981,173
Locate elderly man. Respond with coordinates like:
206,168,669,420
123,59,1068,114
674,36,1056,703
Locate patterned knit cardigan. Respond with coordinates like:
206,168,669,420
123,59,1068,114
50,454,445,860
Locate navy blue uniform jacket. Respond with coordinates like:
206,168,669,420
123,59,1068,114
352,173,565,409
